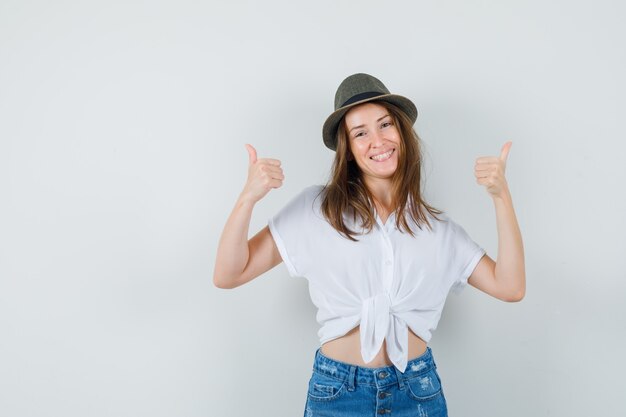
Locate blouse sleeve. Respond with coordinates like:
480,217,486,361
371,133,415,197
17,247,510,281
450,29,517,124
442,215,487,295
267,186,313,278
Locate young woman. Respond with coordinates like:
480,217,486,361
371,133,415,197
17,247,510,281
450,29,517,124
213,73,525,417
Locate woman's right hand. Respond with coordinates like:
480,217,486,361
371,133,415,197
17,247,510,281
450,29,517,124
240,144,284,204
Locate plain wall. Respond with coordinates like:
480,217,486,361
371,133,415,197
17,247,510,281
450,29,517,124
1,0,625,416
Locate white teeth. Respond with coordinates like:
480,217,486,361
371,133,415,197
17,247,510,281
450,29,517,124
371,149,393,161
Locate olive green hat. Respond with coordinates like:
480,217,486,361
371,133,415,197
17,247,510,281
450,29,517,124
322,73,418,151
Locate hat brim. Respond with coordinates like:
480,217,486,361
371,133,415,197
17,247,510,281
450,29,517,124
322,93,418,151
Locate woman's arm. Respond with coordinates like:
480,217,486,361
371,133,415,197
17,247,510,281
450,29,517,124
470,141,525,301
212,144,284,289
492,184,525,300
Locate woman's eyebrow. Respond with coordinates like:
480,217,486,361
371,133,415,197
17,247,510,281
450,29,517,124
348,114,391,133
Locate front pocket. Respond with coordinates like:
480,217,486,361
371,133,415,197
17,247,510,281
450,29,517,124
306,370,348,402
405,369,443,401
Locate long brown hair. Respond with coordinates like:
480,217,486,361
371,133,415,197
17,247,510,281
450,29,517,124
319,100,445,242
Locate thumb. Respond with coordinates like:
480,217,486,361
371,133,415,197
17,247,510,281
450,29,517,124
245,144,257,165
500,141,512,163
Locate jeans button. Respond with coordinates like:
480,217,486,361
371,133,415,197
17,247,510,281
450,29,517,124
378,371,389,378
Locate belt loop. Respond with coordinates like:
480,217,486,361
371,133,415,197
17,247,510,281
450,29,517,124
429,347,438,369
393,366,405,390
347,365,357,391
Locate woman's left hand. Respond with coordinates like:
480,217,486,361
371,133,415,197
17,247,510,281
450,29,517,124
474,141,512,199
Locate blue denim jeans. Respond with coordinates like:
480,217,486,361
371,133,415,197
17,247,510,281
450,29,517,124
304,346,448,417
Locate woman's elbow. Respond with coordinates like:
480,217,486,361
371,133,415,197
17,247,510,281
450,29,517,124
212,272,240,289
506,286,525,302
213,278,235,289
213,277,228,289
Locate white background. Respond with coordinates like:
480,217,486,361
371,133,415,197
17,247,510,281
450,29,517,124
1,1,625,416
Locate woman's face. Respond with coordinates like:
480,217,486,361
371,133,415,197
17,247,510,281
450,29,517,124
344,102,401,185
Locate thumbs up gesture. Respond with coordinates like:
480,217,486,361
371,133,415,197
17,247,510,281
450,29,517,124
474,141,512,199
240,144,284,204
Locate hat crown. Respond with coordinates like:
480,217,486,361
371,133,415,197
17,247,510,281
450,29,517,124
334,73,390,110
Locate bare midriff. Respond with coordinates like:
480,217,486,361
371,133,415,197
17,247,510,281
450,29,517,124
320,326,428,368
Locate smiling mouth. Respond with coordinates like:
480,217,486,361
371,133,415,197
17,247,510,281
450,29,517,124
370,148,395,162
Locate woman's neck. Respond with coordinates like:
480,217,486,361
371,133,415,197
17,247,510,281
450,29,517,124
364,178,394,213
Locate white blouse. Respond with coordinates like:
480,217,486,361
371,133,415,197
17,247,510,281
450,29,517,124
268,184,486,372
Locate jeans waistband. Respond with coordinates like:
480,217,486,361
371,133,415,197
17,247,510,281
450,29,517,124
312,346,437,390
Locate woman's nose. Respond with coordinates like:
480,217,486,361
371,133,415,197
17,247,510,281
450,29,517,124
371,130,385,147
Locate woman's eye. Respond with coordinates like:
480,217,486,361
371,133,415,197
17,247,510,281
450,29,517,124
355,132,365,137
381,122,392,128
